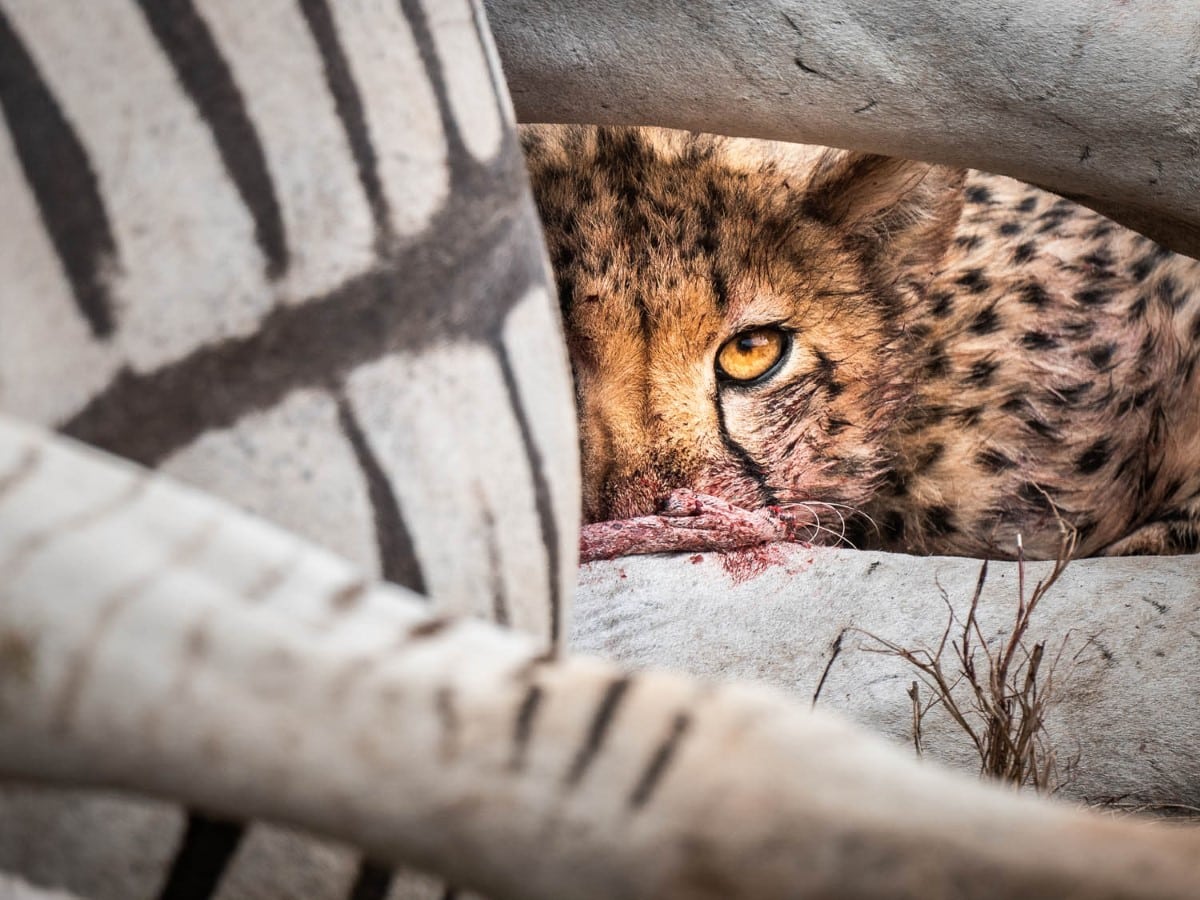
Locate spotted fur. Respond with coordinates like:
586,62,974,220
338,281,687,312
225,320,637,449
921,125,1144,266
523,125,1200,559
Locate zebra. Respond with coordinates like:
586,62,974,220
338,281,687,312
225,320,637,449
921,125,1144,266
0,0,575,896
1,1,1198,898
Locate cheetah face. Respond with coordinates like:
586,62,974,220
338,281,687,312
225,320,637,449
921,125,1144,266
524,125,965,530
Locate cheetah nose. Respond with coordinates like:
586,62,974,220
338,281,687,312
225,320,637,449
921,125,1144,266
596,469,672,522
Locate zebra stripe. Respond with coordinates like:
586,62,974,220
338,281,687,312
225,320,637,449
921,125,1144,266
136,0,289,280
496,345,563,643
296,0,392,247
629,712,692,809
565,676,632,786
335,396,426,594
345,860,392,900
155,815,244,900
0,8,118,339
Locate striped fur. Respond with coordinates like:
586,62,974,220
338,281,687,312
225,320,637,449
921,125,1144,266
2,415,1199,897
0,1,576,897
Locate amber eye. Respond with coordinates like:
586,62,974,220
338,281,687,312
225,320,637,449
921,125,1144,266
716,327,790,383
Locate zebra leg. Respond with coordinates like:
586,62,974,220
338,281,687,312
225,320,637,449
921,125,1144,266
2,416,1199,899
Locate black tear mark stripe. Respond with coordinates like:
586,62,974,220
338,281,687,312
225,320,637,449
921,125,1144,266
629,712,692,809
296,0,391,247
496,340,562,645
347,860,393,900
715,397,778,506
156,813,244,900
0,9,118,338
565,676,633,786
336,395,427,595
136,0,288,279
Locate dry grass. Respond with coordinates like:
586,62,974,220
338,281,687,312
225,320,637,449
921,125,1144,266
860,529,1080,794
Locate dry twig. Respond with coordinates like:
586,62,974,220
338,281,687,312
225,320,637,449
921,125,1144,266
858,527,1080,793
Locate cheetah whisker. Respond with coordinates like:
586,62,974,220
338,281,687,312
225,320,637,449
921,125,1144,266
778,507,859,550
776,500,877,540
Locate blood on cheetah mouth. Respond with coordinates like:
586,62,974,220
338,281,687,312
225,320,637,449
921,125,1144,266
578,489,829,562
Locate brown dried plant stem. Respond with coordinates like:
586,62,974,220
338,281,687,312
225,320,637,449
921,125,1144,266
858,529,1079,794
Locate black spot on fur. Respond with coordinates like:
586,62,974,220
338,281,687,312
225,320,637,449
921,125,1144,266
1128,293,1149,321
1012,241,1037,264
1024,417,1058,439
969,302,1001,335
1047,382,1091,407
881,510,906,542
1022,331,1059,350
1156,276,1184,310
965,185,992,204
929,290,955,318
954,234,983,251
1137,331,1156,367
955,406,984,426
975,446,1016,472
955,268,990,293
910,404,951,427
1075,438,1110,474
1036,213,1069,233
1019,281,1050,308
1076,288,1110,307
924,505,956,536
1132,386,1156,409
905,323,933,343
998,221,1022,236
826,415,852,435
923,347,950,378
1064,318,1096,341
812,348,844,397
1019,481,1056,512
710,263,729,309
1161,477,1185,501
1129,253,1159,282
966,358,999,387
1087,343,1117,369
1016,196,1038,213
883,468,909,498
1168,523,1200,554
964,184,993,204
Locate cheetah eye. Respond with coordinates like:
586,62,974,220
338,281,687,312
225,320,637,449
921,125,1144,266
716,327,791,384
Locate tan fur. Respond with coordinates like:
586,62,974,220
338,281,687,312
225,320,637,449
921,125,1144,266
522,125,1200,558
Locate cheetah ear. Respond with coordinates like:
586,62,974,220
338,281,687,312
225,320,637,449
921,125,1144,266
802,150,966,278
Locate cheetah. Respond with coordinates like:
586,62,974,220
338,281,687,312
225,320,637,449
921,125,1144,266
522,124,1200,559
